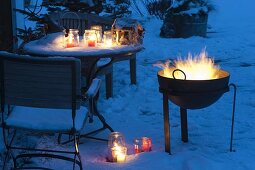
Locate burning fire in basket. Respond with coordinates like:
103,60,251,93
154,49,219,80
155,49,237,154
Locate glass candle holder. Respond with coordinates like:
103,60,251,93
133,138,142,154
84,29,97,47
64,29,79,48
108,132,127,163
103,30,113,47
141,137,152,152
91,25,102,43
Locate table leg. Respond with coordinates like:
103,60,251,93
105,72,113,99
130,55,136,84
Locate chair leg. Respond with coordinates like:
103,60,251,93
130,55,136,85
2,127,17,169
105,72,113,99
73,134,82,170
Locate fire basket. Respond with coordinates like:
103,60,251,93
156,51,237,154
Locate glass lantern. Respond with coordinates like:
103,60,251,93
133,138,142,154
103,30,113,47
91,25,102,43
133,137,152,153
108,132,127,163
84,29,97,47
63,29,79,48
141,137,152,152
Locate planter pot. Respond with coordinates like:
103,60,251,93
160,14,208,38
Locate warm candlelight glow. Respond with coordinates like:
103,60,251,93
108,132,127,163
141,137,152,152
111,142,127,162
84,30,97,47
154,49,219,80
103,30,113,47
134,138,141,154
64,29,79,48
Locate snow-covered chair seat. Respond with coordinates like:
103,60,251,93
5,106,87,132
0,51,103,170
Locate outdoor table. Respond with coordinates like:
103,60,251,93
23,32,143,91
23,32,143,141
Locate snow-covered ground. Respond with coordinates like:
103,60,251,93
1,0,255,169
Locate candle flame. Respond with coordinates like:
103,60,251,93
154,49,220,80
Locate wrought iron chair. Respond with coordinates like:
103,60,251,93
0,51,108,169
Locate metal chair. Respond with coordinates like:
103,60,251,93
0,51,106,169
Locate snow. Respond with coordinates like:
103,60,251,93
1,0,255,169
23,32,143,57
5,106,87,132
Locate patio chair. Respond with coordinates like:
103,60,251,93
0,51,112,169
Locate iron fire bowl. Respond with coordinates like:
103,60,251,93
157,69,230,109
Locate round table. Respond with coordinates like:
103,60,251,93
24,32,143,97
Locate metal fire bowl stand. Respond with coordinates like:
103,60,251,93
157,69,237,154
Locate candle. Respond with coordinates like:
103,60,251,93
111,143,127,163
134,138,141,154
64,29,79,48
141,137,152,152
88,39,96,47
84,29,97,47
108,132,127,163
103,30,113,47
117,152,126,162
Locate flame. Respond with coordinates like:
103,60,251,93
155,49,220,80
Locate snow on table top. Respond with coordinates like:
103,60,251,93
24,32,143,58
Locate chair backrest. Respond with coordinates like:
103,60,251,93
0,52,81,110
49,11,114,36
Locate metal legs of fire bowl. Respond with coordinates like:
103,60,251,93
162,83,237,154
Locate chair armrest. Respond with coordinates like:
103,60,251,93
86,78,101,99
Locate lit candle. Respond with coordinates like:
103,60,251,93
84,29,97,47
111,142,127,163
134,138,141,154
64,29,79,48
117,152,126,162
66,33,74,48
141,137,152,152
88,39,96,47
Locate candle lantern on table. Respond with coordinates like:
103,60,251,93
103,30,113,47
84,30,97,47
91,25,102,43
108,132,127,163
64,29,79,48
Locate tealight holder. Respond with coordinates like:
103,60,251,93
91,25,102,43
133,137,152,153
84,29,97,47
108,132,127,163
103,30,113,47
64,29,79,48
141,137,152,152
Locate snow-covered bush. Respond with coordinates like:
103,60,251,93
103,0,131,18
166,0,214,17
143,0,171,20
160,0,214,38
